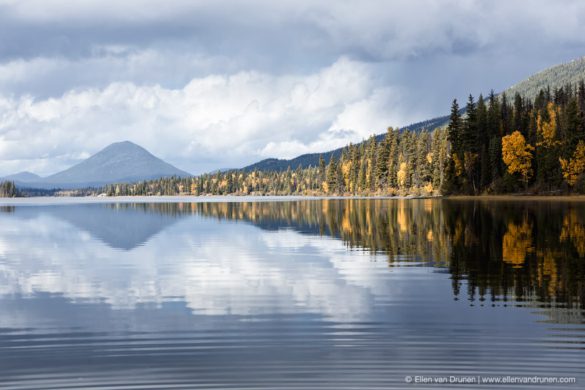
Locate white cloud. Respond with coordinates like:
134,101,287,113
1,1,585,174
0,58,413,175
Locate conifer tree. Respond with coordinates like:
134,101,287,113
325,156,338,194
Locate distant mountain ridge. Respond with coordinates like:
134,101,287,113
1,171,41,182
7,141,191,189
242,56,585,172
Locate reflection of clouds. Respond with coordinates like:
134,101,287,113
0,210,399,321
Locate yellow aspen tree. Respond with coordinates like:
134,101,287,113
536,102,561,148
559,140,585,186
397,162,408,189
502,131,534,185
341,159,352,191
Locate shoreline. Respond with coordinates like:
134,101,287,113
3,193,585,205
444,194,585,201
0,194,435,206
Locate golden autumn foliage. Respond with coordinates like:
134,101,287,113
502,131,534,184
397,162,408,189
537,102,561,148
559,209,585,257
502,219,534,268
397,201,409,234
341,160,352,189
426,152,433,164
452,153,463,177
559,141,585,186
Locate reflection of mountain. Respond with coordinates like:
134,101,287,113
2,199,584,318
10,204,185,250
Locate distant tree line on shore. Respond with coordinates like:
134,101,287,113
101,127,449,197
100,82,585,197
0,181,18,197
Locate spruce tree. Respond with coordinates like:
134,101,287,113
447,99,462,155
326,156,338,194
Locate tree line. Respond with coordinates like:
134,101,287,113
101,81,585,197
101,127,449,197
0,181,18,197
445,81,585,194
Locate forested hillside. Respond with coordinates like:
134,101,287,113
241,114,452,173
505,56,585,101
102,80,585,197
244,57,585,173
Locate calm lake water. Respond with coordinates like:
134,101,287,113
0,198,584,389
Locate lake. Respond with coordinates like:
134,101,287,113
0,198,583,389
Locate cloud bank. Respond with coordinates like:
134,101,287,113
1,0,585,175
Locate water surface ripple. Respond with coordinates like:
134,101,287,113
0,199,583,389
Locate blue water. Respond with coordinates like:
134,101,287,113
0,199,583,389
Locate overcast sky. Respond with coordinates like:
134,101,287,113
1,0,585,176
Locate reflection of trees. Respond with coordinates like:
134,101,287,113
445,200,585,310
560,209,585,257
502,219,534,268
97,200,585,310
0,206,15,213
191,199,451,265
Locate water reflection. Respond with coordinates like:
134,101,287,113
0,199,584,388
2,200,584,313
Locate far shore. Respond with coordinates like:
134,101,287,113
4,193,585,206
445,194,585,201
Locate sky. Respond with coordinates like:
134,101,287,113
1,0,585,176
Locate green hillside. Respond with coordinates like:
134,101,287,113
242,56,585,173
505,56,585,100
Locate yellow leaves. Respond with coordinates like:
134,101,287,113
423,182,434,195
426,152,433,164
426,230,433,242
502,131,534,183
502,219,534,268
397,200,408,233
341,211,352,234
537,102,561,148
452,153,463,177
397,162,408,189
560,209,585,257
341,161,351,177
560,141,585,187
341,160,352,189
322,181,329,194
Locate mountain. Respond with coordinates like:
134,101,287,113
15,141,191,189
2,171,41,182
505,56,585,101
242,56,585,172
